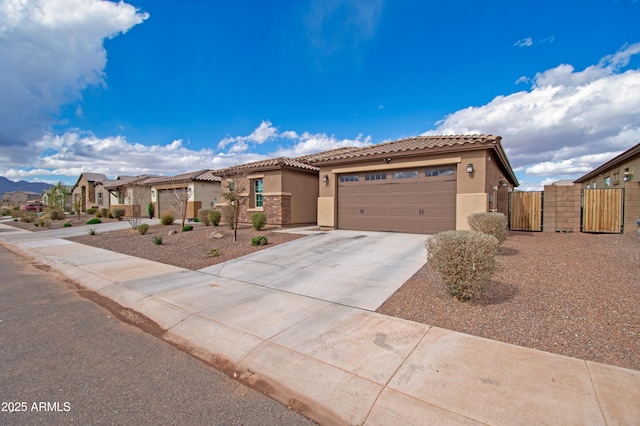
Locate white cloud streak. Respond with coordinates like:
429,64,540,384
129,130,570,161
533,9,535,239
0,0,148,148
425,43,640,184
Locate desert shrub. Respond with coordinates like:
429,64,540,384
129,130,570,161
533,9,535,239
182,225,193,232
63,222,72,227
45,209,64,221
467,212,508,245
221,205,235,229
197,208,211,226
19,212,35,223
208,210,221,226
88,227,96,235
251,236,268,246
193,217,200,222
153,235,163,245
100,208,109,218
37,218,45,227
111,208,125,221
160,213,174,226
86,207,97,215
86,218,102,225
251,213,266,231
137,224,149,235
208,248,221,257
426,230,499,301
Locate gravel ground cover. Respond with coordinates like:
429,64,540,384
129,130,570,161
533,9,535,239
67,222,305,270
6,217,639,370
378,231,640,371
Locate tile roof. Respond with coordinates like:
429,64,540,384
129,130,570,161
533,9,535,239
215,157,319,174
146,170,222,185
309,135,502,162
103,174,161,189
80,173,108,183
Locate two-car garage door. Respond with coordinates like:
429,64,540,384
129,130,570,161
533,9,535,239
337,166,456,234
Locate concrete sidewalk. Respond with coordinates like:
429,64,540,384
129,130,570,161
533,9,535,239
0,223,638,425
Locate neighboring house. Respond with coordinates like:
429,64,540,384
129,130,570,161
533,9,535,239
1,191,41,208
214,158,319,226
148,170,222,220
311,134,519,234
575,142,640,189
103,175,159,217
70,173,108,212
575,141,640,233
41,184,72,211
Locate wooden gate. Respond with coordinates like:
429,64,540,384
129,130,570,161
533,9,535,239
509,191,543,231
581,188,624,233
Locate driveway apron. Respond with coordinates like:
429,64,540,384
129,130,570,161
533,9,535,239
199,230,428,311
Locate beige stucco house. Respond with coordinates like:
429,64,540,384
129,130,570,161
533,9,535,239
70,173,108,212
575,141,640,233
214,158,319,226
311,135,518,234
103,175,159,217
149,170,222,220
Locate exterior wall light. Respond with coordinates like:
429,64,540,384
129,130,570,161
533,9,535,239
623,172,632,182
151,189,155,197
323,175,329,184
383,158,392,164
466,164,474,174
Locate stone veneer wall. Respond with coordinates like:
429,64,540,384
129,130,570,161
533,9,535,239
236,195,292,226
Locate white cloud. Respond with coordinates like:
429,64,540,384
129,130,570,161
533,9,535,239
514,37,533,48
0,123,373,185
218,121,372,158
514,36,554,49
424,43,640,185
0,0,148,147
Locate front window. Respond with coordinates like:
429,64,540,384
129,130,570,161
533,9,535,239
254,179,263,208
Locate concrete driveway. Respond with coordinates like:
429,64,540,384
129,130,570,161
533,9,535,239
199,230,428,311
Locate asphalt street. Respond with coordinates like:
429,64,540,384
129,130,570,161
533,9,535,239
0,245,314,425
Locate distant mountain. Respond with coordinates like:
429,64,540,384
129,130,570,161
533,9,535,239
0,176,53,198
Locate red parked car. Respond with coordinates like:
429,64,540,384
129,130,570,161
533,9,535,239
22,201,45,212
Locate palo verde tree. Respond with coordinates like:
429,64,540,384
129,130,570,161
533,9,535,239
171,185,193,232
220,171,247,241
126,184,149,230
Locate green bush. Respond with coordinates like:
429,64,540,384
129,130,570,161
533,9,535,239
100,208,109,218
197,208,211,226
426,230,499,301
137,224,149,235
251,213,266,231
467,212,508,245
251,236,268,246
111,208,125,221
86,207,97,215
63,222,72,227
153,235,163,245
86,218,102,225
208,210,221,226
160,213,174,226
182,225,193,232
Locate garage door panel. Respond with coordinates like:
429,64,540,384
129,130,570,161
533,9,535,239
337,166,456,234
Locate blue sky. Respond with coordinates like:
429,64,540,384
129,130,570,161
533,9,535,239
1,0,639,190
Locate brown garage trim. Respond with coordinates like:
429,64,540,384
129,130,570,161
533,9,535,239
330,157,461,174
